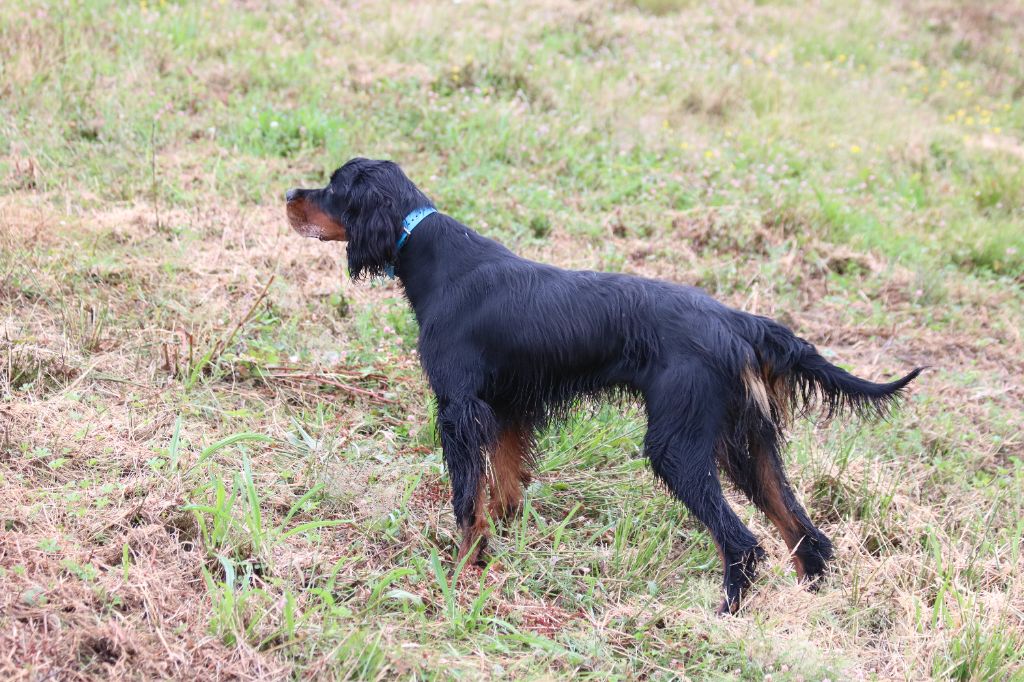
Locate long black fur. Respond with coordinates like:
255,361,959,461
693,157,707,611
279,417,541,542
288,158,922,613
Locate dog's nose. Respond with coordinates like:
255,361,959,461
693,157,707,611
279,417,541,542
285,188,300,202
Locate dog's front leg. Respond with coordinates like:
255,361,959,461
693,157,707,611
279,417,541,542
436,395,497,566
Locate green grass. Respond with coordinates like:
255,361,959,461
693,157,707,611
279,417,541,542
2,0,1023,679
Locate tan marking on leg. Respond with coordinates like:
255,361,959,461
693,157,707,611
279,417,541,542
487,427,531,521
748,363,803,574
755,455,807,579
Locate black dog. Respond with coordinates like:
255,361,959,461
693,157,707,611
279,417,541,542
286,158,920,613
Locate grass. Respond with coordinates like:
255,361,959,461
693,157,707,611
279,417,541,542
1,0,1023,679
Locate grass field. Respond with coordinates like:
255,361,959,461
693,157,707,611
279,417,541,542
2,0,1023,679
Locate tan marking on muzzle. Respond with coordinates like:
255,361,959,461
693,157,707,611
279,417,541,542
287,197,347,241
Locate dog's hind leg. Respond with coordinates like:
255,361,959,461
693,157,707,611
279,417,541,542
436,395,498,566
719,420,833,583
643,373,765,614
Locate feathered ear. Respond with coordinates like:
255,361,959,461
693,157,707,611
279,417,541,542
345,186,399,280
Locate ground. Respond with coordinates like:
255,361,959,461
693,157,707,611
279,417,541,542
1,0,1023,679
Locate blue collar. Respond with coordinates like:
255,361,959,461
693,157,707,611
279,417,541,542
386,207,436,278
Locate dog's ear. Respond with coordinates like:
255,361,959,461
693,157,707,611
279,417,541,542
345,184,399,280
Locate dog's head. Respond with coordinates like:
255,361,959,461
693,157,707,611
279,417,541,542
286,158,432,279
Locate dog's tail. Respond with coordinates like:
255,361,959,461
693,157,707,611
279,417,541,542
740,315,923,423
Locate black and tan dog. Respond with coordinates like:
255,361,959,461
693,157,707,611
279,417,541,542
286,157,920,613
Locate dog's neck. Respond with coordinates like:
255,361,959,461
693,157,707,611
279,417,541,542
394,213,508,313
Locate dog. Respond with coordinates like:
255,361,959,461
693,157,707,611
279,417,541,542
286,157,921,613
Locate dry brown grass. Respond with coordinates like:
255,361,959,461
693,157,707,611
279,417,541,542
2,192,1022,679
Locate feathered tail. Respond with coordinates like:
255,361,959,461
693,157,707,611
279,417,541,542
741,316,922,423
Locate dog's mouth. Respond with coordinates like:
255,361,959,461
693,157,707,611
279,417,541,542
286,201,325,239
286,191,347,241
